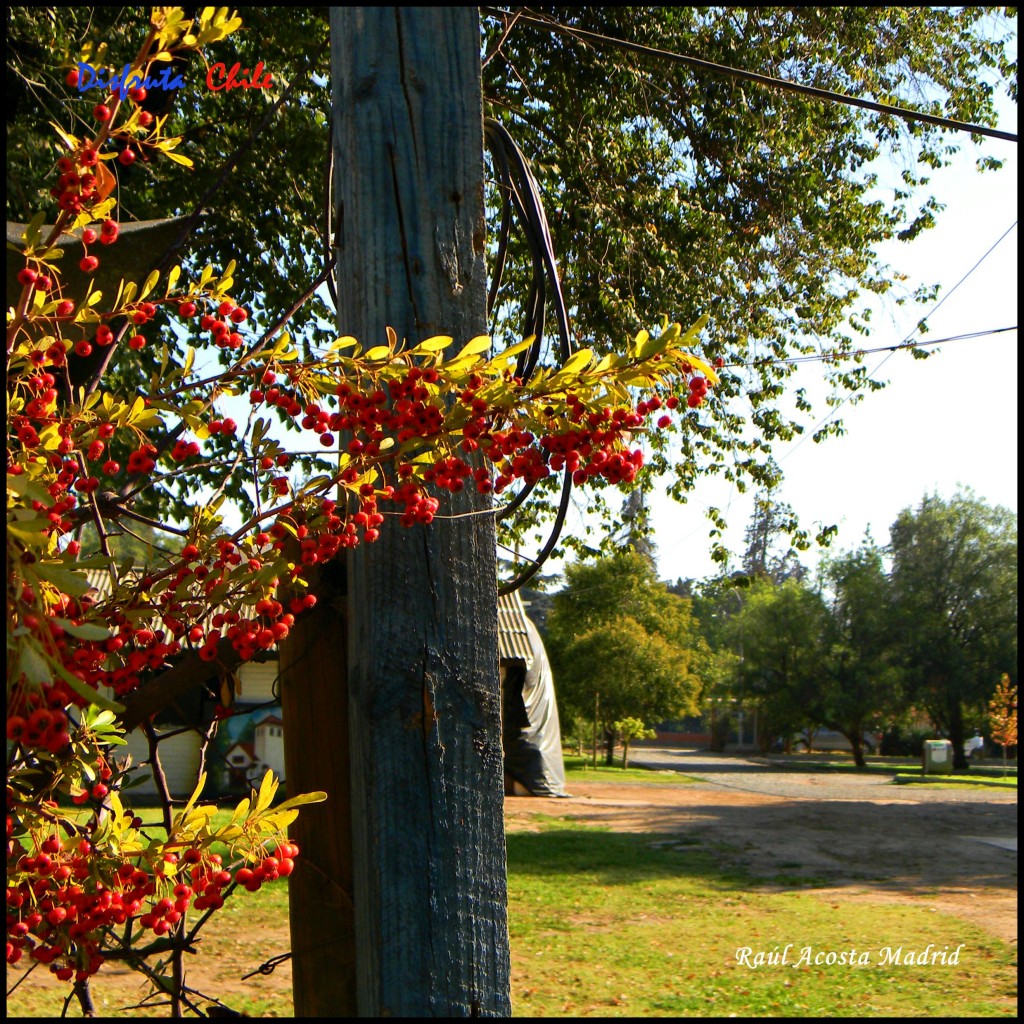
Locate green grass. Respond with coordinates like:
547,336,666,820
506,817,1017,1017
563,755,698,785
8,796,1018,1018
894,773,1017,789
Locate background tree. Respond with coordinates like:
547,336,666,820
546,551,705,763
675,573,749,751
987,673,1017,777
481,6,1018,556
741,490,812,585
726,578,830,750
888,491,1018,770
818,539,904,765
614,717,657,768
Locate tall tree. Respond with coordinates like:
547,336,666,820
819,540,904,766
546,551,705,762
888,491,1018,770
741,490,809,584
727,578,830,748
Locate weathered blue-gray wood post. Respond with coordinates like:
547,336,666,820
289,7,508,1016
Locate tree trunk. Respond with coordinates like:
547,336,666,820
331,8,509,1016
604,728,616,766
849,734,865,768
621,739,630,769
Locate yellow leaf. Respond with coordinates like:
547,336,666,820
184,772,207,813
556,348,594,378
254,769,277,814
494,335,536,361
410,335,453,354
453,335,491,360
230,797,251,824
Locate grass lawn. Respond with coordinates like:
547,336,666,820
7,792,1018,1017
893,773,1017,789
563,754,699,785
507,819,1016,1017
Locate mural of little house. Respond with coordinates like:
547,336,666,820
218,711,287,796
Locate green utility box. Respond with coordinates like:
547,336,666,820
923,739,954,774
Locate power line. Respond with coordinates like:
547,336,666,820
481,7,1018,144
780,220,1018,459
730,325,1017,372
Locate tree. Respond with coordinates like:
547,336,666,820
7,9,1017,558
888,491,1018,771
481,7,1018,554
818,540,904,766
727,578,830,749
614,717,657,768
546,552,705,763
6,7,720,1014
987,673,1018,777
741,490,811,585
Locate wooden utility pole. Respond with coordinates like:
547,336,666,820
282,8,509,1016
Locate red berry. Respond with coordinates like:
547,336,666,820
93,104,111,122
65,69,80,87
82,228,98,244
128,335,146,350
79,255,99,274
17,268,37,287
118,148,136,167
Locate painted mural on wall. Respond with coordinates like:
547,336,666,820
214,706,286,796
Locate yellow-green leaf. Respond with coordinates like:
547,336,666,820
184,772,207,814
254,769,278,814
410,335,453,354
453,335,491,360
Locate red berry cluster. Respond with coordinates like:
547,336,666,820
200,299,246,349
5,829,300,981
49,149,103,217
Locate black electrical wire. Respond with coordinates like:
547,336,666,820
481,7,1018,144
484,116,578,593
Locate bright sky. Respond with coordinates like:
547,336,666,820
556,101,1019,586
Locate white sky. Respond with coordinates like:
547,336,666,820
557,103,1019,586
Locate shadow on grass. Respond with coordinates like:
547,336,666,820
506,823,749,890
506,795,1018,898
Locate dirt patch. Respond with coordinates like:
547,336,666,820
505,779,1018,945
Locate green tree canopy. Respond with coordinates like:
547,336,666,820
726,577,830,747
818,539,904,765
888,490,1018,768
546,551,705,760
6,7,1016,558
482,6,1017,554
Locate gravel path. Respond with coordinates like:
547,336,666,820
630,746,1019,804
